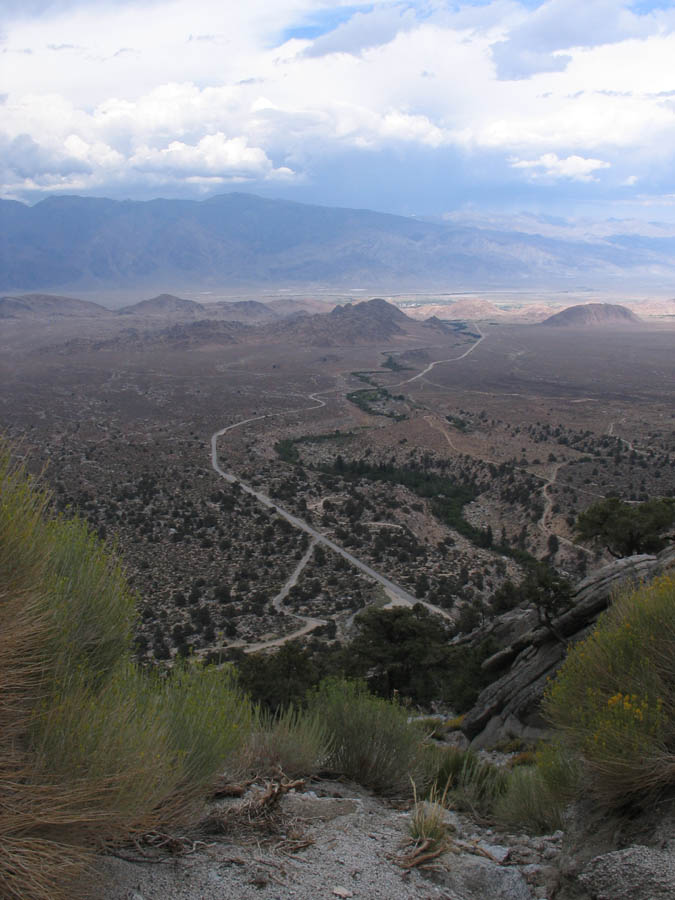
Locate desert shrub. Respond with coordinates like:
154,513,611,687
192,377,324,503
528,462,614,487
0,442,252,900
425,746,508,817
306,677,425,796
242,705,332,779
535,739,582,805
544,574,675,807
494,765,566,834
496,740,580,833
160,662,253,797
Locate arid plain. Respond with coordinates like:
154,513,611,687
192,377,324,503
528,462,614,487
2,293,673,662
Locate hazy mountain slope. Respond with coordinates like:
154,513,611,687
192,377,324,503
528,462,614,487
118,294,206,317
541,303,642,327
0,293,112,318
204,300,280,323
2,193,674,292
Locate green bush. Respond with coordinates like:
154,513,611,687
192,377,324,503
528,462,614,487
544,574,675,807
306,678,425,796
0,442,252,900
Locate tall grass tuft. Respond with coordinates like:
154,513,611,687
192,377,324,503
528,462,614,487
0,440,252,899
424,746,508,818
544,574,675,808
306,678,425,796
494,766,565,834
243,705,333,779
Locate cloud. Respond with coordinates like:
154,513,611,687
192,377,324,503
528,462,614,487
510,152,611,181
302,4,420,58
0,133,91,179
129,132,293,180
491,0,657,79
1,0,675,217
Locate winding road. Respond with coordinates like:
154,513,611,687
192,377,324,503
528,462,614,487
226,541,331,654
207,321,601,651
210,383,464,655
397,323,485,385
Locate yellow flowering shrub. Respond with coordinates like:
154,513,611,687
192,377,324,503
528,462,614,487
544,573,674,806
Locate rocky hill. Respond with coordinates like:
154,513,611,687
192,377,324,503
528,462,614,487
261,297,436,346
541,302,642,327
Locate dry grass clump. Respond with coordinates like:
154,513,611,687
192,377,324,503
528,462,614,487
0,441,252,900
544,573,675,807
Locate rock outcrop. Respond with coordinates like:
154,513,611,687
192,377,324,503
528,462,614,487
462,545,675,748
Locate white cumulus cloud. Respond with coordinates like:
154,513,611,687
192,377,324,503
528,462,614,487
129,132,293,180
510,152,611,181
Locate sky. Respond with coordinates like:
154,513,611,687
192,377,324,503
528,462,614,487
2,0,675,222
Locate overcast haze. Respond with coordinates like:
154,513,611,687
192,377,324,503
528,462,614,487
2,0,675,224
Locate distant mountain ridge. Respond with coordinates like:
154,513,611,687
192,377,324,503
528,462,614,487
0,293,113,319
0,291,437,347
0,291,321,323
541,303,642,327
2,192,675,293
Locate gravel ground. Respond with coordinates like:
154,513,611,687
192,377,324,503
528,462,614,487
89,781,454,900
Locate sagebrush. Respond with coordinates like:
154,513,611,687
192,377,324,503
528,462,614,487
0,442,252,900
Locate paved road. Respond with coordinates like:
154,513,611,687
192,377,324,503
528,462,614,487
210,395,457,621
397,323,485,385
210,403,421,609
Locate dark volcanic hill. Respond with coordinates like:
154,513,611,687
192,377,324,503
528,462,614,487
263,297,440,346
0,293,111,319
3,192,674,292
541,303,642,327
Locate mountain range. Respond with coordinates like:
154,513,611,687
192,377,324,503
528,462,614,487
3,193,675,293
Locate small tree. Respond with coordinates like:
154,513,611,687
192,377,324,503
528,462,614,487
576,497,675,558
522,564,573,643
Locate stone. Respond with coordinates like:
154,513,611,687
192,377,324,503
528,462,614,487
477,842,511,863
578,845,675,900
428,853,532,900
